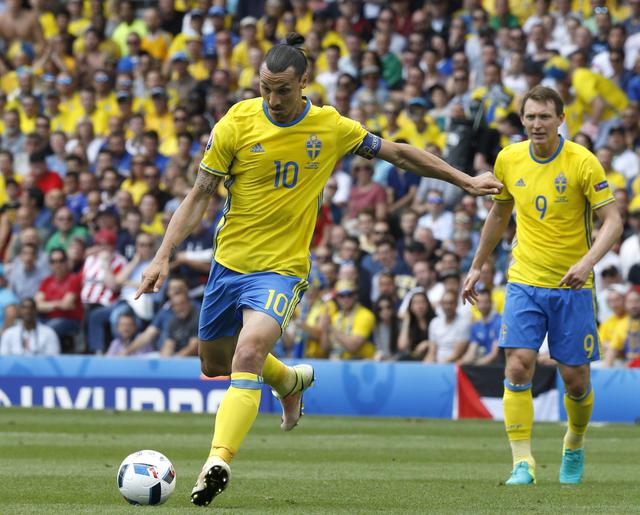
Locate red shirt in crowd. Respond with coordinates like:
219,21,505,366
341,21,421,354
38,272,84,320
36,170,63,194
81,252,128,305
347,182,387,219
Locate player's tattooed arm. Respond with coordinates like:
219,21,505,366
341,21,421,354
194,168,222,197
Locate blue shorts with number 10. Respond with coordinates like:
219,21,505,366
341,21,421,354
199,260,309,341
499,282,600,365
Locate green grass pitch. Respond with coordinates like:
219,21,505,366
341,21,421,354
1,408,639,514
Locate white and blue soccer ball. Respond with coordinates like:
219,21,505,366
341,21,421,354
117,450,176,505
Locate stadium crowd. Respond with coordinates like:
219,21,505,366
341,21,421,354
0,0,640,367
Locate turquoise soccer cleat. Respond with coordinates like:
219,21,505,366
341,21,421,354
505,461,536,485
559,448,584,484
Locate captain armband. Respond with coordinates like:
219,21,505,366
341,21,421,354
355,132,382,160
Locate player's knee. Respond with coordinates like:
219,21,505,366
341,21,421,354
564,377,589,398
231,343,265,374
506,357,534,384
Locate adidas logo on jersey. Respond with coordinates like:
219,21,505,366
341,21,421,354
250,143,265,153
515,178,526,187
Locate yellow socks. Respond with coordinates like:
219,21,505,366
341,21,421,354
262,353,296,398
210,372,262,464
504,380,535,467
563,385,594,451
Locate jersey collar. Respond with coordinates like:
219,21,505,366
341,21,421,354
529,135,564,164
262,96,311,128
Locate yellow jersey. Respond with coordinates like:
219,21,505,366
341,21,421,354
599,313,628,349
493,136,615,288
611,317,640,357
200,97,368,278
572,68,628,122
329,304,376,360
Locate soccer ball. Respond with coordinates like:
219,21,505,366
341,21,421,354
117,450,176,505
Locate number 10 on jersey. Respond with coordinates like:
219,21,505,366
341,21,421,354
274,160,299,189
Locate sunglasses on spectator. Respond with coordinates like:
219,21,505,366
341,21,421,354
337,292,356,298
593,6,608,14
50,258,66,264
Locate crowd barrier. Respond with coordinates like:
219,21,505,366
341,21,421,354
1,356,639,423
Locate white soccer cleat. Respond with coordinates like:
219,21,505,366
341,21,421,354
274,364,315,431
190,456,231,507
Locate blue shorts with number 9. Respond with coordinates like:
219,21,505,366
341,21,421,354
198,260,309,341
499,282,600,365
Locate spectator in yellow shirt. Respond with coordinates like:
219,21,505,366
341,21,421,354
18,94,39,135
322,280,376,360
111,0,148,57
231,17,272,76
141,7,172,61
121,156,149,205
167,52,197,104
67,0,90,38
596,146,627,192
74,86,108,136
599,285,629,359
238,46,265,90
93,70,119,118
185,36,210,81
145,87,174,148
139,192,164,237
605,288,640,367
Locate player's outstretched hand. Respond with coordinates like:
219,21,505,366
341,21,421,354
466,172,503,196
461,267,481,305
559,259,591,289
135,258,170,299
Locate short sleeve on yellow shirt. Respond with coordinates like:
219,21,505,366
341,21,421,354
334,110,368,157
580,152,615,210
492,151,513,202
200,109,238,177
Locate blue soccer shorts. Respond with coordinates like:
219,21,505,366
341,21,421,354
198,260,309,341
499,282,600,365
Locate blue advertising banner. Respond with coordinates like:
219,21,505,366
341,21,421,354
3,356,640,421
294,360,455,418
0,376,274,413
0,356,456,418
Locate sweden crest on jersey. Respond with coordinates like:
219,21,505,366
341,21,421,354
306,134,322,159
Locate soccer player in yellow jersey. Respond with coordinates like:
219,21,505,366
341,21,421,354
135,32,502,507
463,86,623,486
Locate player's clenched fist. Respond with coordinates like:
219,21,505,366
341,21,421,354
135,258,170,299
